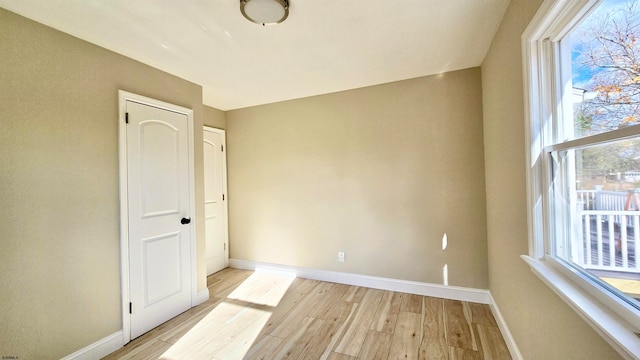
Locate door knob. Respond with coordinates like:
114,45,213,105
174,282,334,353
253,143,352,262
181,217,191,225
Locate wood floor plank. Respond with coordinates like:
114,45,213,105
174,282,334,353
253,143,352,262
341,286,367,303
357,330,393,360
327,352,357,360
268,316,324,359
208,276,224,288
267,281,330,339
419,297,448,360
475,324,511,360
388,311,421,359
370,291,402,333
334,288,384,357
307,283,351,319
468,303,497,327
444,299,477,351
400,293,423,314
211,267,247,280
449,346,482,360
256,278,320,339
125,340,173,360
317,302,359,360
209,269,254,298
102,339,170,360
207,267,249,286
243,335,283,360
299,300,354,360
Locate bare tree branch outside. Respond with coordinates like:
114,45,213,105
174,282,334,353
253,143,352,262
575,0,640,131
573,0,640,186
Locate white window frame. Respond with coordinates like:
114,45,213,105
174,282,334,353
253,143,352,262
523,1,640,358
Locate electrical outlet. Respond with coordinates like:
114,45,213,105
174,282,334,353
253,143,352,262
338,252,345,262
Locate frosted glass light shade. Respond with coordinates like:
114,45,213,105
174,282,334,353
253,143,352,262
240,0,289,25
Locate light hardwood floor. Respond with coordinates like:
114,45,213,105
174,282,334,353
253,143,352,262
103,268,511,360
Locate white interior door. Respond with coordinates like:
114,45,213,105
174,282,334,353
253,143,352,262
126,100,193,339
204,127,228,275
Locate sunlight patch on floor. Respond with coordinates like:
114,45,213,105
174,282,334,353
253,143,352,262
228,269,296,307
159,270,295,360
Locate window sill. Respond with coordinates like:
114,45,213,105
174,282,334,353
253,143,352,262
521,255,640,360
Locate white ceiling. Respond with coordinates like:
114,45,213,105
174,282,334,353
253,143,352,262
0,0,510,110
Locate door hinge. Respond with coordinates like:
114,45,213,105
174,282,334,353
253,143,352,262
129,302,132,314
222,194,225,201
125,112,129,124
224,243,226,251
221,144,224,152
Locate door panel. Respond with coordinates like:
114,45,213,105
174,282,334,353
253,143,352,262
127,101,192,339
142,232,182,305
140,121,181,217
204,128,228,275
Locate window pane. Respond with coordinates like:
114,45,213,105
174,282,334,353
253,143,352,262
555,137,640,309
571,0,640,139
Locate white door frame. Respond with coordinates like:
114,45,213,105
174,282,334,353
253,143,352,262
118,90,197,343
203,126,229,272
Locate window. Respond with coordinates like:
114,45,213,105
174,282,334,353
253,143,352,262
524,0,640,357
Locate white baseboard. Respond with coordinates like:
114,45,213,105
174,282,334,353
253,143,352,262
229,258,491,304
61,331,123,360
488,293,523,360
194,287,210,306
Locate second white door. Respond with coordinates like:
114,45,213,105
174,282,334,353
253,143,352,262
204,127,228,275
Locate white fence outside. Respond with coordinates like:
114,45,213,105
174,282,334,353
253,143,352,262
577,211,640,272
574,189,640,272
577,190,597,210
577,189,629,211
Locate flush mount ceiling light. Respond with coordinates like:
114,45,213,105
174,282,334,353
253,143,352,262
240,0,289,26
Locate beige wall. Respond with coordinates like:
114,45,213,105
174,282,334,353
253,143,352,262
204,105,227,130
481,0,623,358
0,8,207,358
226,68,488,289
